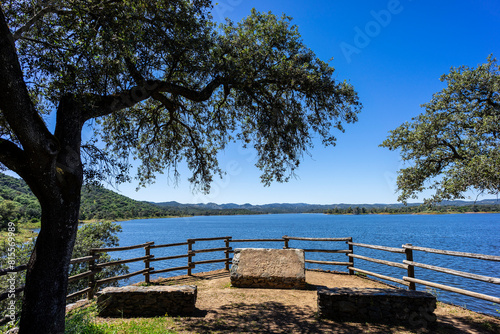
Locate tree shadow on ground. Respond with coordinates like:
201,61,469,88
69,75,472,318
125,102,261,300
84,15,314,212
175,301,422,334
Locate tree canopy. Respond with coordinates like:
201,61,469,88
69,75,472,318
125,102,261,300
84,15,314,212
0,1,361,332
381,56,499,204
1,1,360,190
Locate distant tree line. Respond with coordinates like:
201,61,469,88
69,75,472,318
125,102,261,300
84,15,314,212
1,173,261,229
324,204,500,215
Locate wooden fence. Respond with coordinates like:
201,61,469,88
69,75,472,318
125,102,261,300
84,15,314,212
1,236,499,307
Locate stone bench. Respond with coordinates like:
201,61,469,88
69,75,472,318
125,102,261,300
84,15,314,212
317,287,436,327
230,248,306,289
97,285,197,317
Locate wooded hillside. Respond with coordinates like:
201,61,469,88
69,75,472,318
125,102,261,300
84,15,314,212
1,173,498,229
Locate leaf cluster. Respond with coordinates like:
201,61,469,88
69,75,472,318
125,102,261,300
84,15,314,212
67,221,129,299
381,56,500,204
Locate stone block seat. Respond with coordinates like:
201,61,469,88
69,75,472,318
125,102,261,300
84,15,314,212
230,248,306,289
317,287,437,326
97,285,197,317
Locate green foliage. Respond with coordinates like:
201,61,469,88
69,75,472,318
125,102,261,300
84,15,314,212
79,186,179,221
0,221,128,325
0,173,177,221
0,173,40,230
64,301,179,334
2,1,360,190
0,172,263,221
0,200,19,230
95,317,179,334
0,238,34,328
381,56,500,204
68,222,129,299
65,303,105,334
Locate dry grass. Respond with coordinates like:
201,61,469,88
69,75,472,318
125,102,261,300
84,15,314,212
90,270,500,334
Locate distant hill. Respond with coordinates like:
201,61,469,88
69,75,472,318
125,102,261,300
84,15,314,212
151,201,262,216
1,172,499,226
0,173,258,223
79,186,180,220
154,199,500,214
0,172,41,224
0,173,179,222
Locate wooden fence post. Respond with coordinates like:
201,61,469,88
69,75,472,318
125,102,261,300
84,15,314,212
224,237,232,271
283,236,289,249
144,243,152,284
348,238,354,275
87,250,97,300
405,243,416,290
187,239,194,276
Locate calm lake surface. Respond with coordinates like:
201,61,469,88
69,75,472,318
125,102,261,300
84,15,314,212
111,213,499,316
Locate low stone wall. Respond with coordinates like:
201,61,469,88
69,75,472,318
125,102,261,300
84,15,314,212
230,248,306,289
317,287,437,327
97,285,197,317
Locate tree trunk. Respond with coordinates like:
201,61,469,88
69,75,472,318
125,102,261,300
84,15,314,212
18,185,81,334
14,92,85,333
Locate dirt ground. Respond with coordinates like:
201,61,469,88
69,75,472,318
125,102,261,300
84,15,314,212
95,269,500,334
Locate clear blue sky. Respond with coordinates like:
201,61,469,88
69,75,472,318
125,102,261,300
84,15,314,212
113,0,500,205
11,0,499,205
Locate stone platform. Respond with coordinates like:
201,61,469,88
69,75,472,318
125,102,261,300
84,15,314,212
97,285,197,317
230,248,306,289
317,287,437,327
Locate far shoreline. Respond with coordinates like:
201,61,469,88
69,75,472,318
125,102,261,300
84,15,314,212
324,211,500,216
80,210,500,223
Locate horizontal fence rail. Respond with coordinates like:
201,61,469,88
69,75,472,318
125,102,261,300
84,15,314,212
403,277,500,304
231,238,284,243
284,236,352,241
403,260,500,284
349,253,408,270
1,235,498,314
91,241,154,253
283,236,353,274
348,242,406,254
400,244,500,304
347,241,412,288
0,265,27,276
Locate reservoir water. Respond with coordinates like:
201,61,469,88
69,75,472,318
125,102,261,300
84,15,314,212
109,213,499,316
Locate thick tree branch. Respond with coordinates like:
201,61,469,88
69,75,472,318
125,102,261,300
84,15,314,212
440,139,464,160
124,58,147,86
0,139,28,174
151,92,177,112
82,76,226,121
12,5,72,40
156,77,226,102
18,36,71,51
0,8,57,158
81,87,154,121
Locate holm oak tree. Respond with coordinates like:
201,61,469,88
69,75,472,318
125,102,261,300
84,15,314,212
0,1,361,332
381,56,499,204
